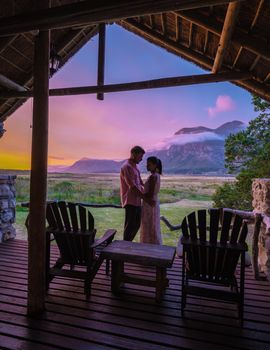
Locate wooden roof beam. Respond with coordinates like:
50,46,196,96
212,2,241,73
176,10,270,62
0,71,252,99
0,0,243,37
0,73,27,91
0,35,18,54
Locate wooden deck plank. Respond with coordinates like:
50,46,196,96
0,240,270,350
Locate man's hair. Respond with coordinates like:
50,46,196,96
130,145,145,155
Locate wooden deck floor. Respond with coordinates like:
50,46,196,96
1,239,270,350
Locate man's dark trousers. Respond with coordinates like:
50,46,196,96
123,204,141,241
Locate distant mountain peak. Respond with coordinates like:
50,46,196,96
175,120,244,137
214,120,245,135
175,126,212,135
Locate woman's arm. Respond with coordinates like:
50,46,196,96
145,174,157,200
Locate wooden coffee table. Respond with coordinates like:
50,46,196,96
101,240,176,302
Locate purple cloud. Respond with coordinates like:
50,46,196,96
207,95,235,117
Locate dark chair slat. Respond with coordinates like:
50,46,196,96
198,210,207,277
220,210,233,243
198,210,206,242
46,204,57,229
58,201,71,231
68,202,78,232
230,214,243,244
239,221,248,243
51,201,64,231
188,212,200,276
208,209,220,280
79,205,87,232
181,217,189,238
188,212,197,241
209,208,220,243
88,211,95,232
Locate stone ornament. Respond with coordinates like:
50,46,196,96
0,175,16,242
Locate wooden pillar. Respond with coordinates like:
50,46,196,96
27,14,50,315
97,23,106,101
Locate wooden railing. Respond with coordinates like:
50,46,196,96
21,201,122,209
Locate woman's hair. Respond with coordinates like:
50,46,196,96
147,156,163,175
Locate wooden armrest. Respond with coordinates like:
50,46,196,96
91,229,116,249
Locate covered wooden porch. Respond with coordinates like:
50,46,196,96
1,239,270,350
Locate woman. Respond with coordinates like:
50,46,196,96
140,156,162,244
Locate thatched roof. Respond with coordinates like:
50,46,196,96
0,0,270,124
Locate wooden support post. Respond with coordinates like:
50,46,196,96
27,22,50,315
97,23,105,101
212,2,241,73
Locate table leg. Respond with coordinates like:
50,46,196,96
156,267,167,303
111,260,123,294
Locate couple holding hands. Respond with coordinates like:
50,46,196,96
120,145,162,245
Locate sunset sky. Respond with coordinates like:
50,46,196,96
0,24,257,170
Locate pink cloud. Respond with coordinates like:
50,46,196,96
207,95,235,117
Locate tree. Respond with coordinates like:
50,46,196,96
213,96,270,210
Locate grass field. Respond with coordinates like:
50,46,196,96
14,173,235,246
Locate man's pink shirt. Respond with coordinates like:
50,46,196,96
120,159,143,207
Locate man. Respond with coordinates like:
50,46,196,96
120,145,147,241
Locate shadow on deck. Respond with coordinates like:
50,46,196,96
0,239,270,350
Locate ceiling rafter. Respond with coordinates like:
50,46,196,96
212,2,241,73
0,35,18,55
250,0,265,32
249,55,261,72
189,22,193,48
175,10,270,62
161,13,166,36
232,46,243,68
175,13,180,41
0,53,28,73
264,72,270,83
204,30,209,53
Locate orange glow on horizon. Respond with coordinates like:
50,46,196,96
1,153,30,170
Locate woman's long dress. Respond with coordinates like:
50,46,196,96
140,173,162,244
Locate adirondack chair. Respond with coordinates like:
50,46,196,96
180,208,248,320
46,201,116,298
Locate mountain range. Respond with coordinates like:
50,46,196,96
49,120,245,175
